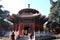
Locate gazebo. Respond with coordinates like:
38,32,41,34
7,8,48,36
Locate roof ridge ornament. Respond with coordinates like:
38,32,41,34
28,4,30,8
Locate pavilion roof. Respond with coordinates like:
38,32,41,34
39,15,46,19
18,8,39,14
7,8,48,23
7,14,48,23
10,13,40,19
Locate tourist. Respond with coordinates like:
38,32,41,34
11,32,15,40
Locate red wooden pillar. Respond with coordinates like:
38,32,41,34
40,24,43,31
18,23,24,36
30,23,35,36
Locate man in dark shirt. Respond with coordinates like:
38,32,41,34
11,32,15,40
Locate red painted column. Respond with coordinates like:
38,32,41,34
35,24,43,32
18,24,24,36
40,24,43,31
30,23,35,36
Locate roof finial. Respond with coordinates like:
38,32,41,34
28,4,30,8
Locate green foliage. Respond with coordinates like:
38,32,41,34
0,20,10,30
47,0,60,33
0,5,10,30
0,10,4,14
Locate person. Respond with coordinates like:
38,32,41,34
11,32,15,40
30,32,34,40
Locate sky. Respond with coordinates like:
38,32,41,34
0,0,52,17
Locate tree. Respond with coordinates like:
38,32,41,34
47,0,60,34
0,4,12,30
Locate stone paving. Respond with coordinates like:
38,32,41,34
0,37,60,40
0,37,9,40
0,37,34,40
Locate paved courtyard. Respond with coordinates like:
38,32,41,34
0,37,34,40
0,37,9,40
0,37,60,40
